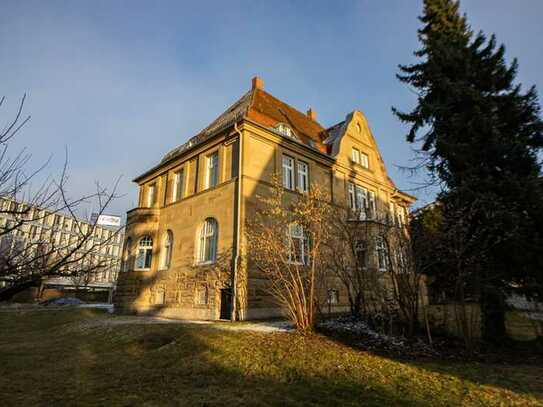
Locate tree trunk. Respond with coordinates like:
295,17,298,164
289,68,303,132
481,285,507,343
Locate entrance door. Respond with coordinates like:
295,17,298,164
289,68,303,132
220,288,232,320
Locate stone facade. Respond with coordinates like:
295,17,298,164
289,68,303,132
114,77,415,320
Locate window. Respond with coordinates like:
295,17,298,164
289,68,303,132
173,169,185,201
206,152,219,189
122,237,132,271
397,206,405,228
198,218,218,264
355,185,368,219
196,285,208,305
297,161,309,193
282,156,295,190
30,226,39,240
155,288,165,305
277,124,294,138
161,230,173,270
147,184,156,208
348,183,372,220
389,202,396,225
352,148,369,169
135,236,153,270
368,191,376,219
351,148,360,164
376,237,387,272
287,223,309,265
328,289,339,305
355,239,367,270
360,153,369,169
348,183,356,210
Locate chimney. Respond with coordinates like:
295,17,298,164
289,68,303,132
307,108,317,121
252,76,264,90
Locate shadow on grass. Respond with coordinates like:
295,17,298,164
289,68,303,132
316,323,543,402
0,309,498,407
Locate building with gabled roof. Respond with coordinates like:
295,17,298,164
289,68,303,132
114,76,415,320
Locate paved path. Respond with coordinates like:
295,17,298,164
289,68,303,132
0,304,293,332
95,315,293,332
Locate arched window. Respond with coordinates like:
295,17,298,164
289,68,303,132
135,236,153,270
122,237,132,272
197,218,218,264
161,230,173,270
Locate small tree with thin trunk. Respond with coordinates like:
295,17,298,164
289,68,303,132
0,94,121,300
246,177,331,332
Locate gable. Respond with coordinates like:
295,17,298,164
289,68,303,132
331,110,397,190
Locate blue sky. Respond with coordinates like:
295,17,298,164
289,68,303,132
1,0,542,217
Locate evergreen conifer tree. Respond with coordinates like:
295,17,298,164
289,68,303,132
394,0,543,342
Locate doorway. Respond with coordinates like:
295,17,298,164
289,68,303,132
219,288,232,320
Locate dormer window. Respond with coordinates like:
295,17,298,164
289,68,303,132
276,123,295,139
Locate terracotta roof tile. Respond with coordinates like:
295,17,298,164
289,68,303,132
161,87,329,163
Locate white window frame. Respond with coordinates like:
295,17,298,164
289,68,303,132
376,237,388,272
197,218,218,264
368,191,376,219
355,239,368,271
173,169,185,202
397,206,405,228
389,202,396,226
348,183,356,210
297,161,309,193
351,148,360,164
135,236,153,270
282,155,295,190
277,123,294,138
287,223,309,265
206,152,219,189
360,152,369,169
328,289,339,305
355,185,368,220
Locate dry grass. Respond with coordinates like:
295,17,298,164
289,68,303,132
0,309,542,406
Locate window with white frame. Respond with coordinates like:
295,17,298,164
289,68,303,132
282,155,295,190
376,237,388,272
355,239,367,270
206,151,219,189
135,236,153,270
161,230,173,270
173,169,185,202
389,202,396,226
328,289,339,305
355,185,368,219
277,123,294,138
198,218,218,264
287,223,309,265
348,183,371,220
147,184,156,208
351,148,361,164
360,152,369,169
368,191,376,219
397,206,405,228
297,161,309,193
348,183,356,210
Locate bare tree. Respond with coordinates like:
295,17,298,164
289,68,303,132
0,94,121,300
246,177,331,332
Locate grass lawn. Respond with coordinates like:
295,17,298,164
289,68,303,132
1,309,542,406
